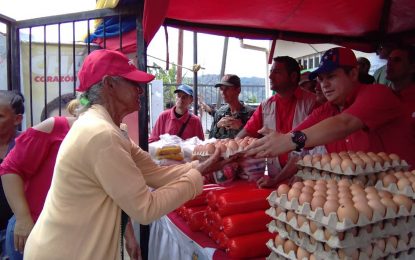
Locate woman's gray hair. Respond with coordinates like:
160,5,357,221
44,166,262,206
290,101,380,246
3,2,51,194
77,81,105,113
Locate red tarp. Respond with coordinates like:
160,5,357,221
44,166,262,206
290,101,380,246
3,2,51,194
141,0,415,52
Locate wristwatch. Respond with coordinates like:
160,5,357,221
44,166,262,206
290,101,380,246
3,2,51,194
290,131,307,152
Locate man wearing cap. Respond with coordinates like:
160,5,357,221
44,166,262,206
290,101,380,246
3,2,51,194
237,56,316,182
149,84,204,142
299,71,317,93
208,74,255,139
24,50,223,260
246,47,415,167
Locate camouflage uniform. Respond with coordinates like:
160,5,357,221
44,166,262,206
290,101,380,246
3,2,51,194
208,102,255,139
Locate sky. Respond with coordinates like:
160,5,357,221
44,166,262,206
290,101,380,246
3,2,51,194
0,0,270,79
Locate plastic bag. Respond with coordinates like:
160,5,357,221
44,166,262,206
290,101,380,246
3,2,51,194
221,210,271,237
238,157,266,181
226,231,274,258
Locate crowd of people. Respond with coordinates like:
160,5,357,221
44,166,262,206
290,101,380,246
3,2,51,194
0,43,414,259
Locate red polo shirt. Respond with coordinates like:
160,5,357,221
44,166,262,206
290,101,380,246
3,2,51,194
296,84,415,167
245,88,315,166
149,106,205,143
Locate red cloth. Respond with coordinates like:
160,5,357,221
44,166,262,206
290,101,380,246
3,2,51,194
149,106,205,142
244,88,312,166
0,117,70,221
296,84,415,166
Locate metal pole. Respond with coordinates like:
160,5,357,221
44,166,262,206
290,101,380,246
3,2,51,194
216,37,228,107
193,32,198,116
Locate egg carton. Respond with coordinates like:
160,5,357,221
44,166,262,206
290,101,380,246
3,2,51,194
375,180,415,199
266,251,286,260
268,209,415,249
297,157,408,176
268,192,415,231
272,218,415,256
303,234,415,260
296,169,378,186
385,249,415,260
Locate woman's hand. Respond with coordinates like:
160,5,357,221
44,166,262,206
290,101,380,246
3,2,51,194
14,214,34,253
196,148,241,175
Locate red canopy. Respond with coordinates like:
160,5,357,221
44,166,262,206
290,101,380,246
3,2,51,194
143,0,415,52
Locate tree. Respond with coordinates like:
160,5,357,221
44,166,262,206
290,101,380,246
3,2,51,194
148,62,178,107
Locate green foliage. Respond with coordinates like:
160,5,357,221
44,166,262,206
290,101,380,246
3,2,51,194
246,95,258,103
148,62,178,106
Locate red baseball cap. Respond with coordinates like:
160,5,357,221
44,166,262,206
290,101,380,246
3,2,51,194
76,49,155,92
309,47,357,80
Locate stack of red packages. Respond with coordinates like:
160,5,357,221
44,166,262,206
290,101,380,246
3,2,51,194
204,183,275,258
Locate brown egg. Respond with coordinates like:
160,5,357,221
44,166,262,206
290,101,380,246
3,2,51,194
338,191,353,200
288,188,301,201
301,186,315,194
378,190,393,199
299,193,312,205
302,154,312,165
339,151,350,160
394,171,406,179
337,204,359,223
309,221,318,233
326,179,337,187
313,190,326,198
316,179,327,186
397,178,411,190
377,152,392,163
338,179,351,188
368,199,386,217
330,157,342,170
292,182,305,190
311,196,326,211
366,192,380,201
359,154,375,168
393,194,413,212
388,236,398,249
375,239,386,252
389,153,400,161
283,240,298,254
326,194,339,202
314,183,327,192
341,159,356,173
320,154,332,167
368,152,383,164
327,188,339,196
286,211,296,222
353,175,367,185
339,197,354,206
303,180,315,187
206,143,216,154
323,200,339,217
352,194,368,204
311,154,322,166
354,201,373,220
274,235,285,247
277,184,290,196
364,187,378,194
227,140,239,153
351,157,365,168
296,247,310,259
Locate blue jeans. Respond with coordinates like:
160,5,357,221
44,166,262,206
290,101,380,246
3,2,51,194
1,228,7,259
5,216,23,260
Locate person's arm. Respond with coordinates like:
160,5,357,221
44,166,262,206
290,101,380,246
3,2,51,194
245,113,363,158
1,174,34,253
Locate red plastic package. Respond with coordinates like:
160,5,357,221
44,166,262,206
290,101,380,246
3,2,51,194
217,231,229,249
206,183,257,210
216,188,273,216
221,210,271,237
188,210,206,232
226,231,274,258
183,206,206,221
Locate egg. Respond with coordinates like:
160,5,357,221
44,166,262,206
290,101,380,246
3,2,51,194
299,193,312,205
352,194,368,204
338,151,350,160
320,154,332,167
303,180,315,187
366,192,380,201
297,215,308,228
393,194,412,212
341,158,356,173
314,183,327,193
301,186,315,194
364,187,378,194
277,184,290,196
324,228,333,240
206,143,216,154
368,152,383,164
292,182,305,190
388,153,400,162
359,154,375,168
315,179,327,186
354,201,373,220
338,179,351,188
323,200,339,217
337,204,359,223
286,211,296,222
351,157,365,168
296,247,310,259
377,152,391,163
311,196,326,211
327,188,339,196
382,174,398,187
397,178,411,190
368,199,386,217
227,140,239,153
274,235,285,247
330,157,342,170
375,239,386,252
388,236,398,249
288,188,301,201
302,154,313,165
283,240,298,254
309,221,318,233
311,154,322,166
313,190,326,198
394,171,406,179
326,194,339,202
378,190,393,199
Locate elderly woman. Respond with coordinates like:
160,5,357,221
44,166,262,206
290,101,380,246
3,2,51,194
24,50,221,260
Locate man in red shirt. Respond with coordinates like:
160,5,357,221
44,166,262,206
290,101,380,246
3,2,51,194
149,84,205,142
386,45,415,136
237,56,316,185
246,47,415,167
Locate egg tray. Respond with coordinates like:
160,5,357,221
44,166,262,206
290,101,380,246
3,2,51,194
375,180,415,200
296,169,378,186
297,158,408,176
267,207,415,249
284,229,415,260
266,239,314,260
266,251,286,260
267,191,415,231
267,213,415,249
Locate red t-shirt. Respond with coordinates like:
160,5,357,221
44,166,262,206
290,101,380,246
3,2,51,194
244,88,315,166
296,84,415,166
149,106,205,143
396,85,415,137
0,117,70,222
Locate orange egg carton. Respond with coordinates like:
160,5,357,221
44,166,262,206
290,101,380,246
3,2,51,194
375,170,415,199
297,151,408,176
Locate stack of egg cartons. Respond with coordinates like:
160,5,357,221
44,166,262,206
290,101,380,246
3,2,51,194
265,151,415,260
